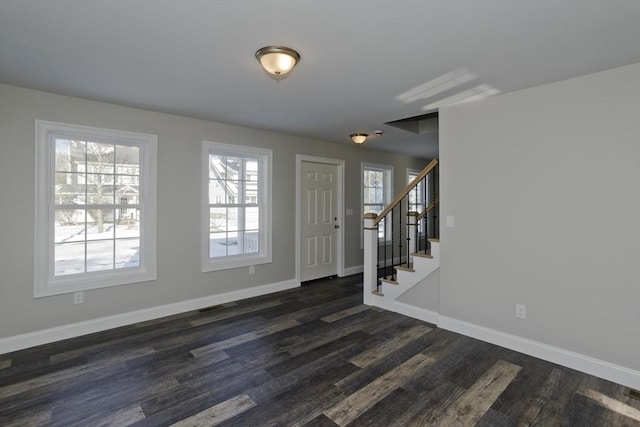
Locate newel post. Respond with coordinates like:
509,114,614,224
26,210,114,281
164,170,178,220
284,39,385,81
363,213,378,305
408,211,418,265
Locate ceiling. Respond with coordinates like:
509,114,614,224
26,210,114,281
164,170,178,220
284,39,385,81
1,1,639,159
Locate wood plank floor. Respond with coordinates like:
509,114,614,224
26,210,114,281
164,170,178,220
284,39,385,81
1,275,638,426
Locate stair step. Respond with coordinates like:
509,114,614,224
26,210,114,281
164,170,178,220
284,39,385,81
379,278,398,285
395,265,415,273
412,252,433,259
428,238,440,242
372,290,384,297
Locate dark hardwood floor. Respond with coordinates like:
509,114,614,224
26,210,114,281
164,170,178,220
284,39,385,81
1,275,638,426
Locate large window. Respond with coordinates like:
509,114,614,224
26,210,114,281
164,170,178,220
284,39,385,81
202,141,272,271
362,163,393,240
35,121,157,297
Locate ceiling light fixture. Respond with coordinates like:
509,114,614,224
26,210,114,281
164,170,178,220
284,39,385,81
255,46,300,78
351,133,368,144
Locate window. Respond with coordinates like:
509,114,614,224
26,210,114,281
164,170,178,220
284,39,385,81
35,120,157,297
407,168,428,215
202,141,272,271
362,163,393,240
408,168,429,234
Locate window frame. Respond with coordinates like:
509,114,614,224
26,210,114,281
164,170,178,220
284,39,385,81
407,167,429,235
201,141,272,272
34,120,157,298
361,162,394,244
407,168,427,214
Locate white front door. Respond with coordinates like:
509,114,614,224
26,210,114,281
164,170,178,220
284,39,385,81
300,161,339,282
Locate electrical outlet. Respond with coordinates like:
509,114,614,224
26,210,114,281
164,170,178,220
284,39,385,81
74,291,84,304
249,266,255,275
515,304,526,319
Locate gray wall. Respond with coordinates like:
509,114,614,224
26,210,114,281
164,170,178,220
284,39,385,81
439,63,640,371
0,84,429,339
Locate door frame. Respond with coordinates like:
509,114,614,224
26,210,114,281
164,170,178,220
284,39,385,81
295,154,345,285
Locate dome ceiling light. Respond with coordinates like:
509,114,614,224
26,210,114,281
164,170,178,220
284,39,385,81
255,46,300,79
351,133,368,144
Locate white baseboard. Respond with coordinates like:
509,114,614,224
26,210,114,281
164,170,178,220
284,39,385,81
367,298,640,389
5,277,638,391
438,315,640,390
342,265,363,276
0,279,299,355
370,295,439,326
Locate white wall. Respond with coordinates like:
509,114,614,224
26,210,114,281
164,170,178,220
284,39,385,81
439,63,640,372
397,268,439,312
0,84,429,341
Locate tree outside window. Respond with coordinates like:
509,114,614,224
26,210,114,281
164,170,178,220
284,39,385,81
35,120,156,297
53,139,141,275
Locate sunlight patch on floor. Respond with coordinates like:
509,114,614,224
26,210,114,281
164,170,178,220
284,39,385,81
580,388,640,422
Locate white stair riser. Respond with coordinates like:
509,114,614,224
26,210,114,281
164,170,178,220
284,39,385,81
380,242,440,299
429,241,440,259
412,257,439,274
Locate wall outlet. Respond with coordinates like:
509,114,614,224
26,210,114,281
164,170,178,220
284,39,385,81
249,266,255,275
74,291,84,304
446,215,455,227
515,304,526,319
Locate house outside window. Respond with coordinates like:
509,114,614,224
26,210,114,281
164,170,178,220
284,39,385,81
408,168,428,233
202,141,272,271
362,163,393,240
34,120,157,297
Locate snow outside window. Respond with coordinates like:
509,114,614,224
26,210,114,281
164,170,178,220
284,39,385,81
407,168,429,234
34,120,157,297
202,141,272,272
362,163,393,241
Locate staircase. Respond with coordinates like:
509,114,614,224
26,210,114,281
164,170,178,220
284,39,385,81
375,239,439,299
363,159,440,323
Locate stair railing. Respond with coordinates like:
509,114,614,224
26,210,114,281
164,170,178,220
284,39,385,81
363,159,439,303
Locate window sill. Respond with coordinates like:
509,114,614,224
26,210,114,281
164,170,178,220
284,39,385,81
34,268,156,298
201,253,272,272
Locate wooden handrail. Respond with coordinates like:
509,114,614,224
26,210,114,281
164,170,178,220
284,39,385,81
373,158,438,226
417,197,439,221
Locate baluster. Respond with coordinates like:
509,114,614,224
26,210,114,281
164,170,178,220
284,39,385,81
434,164,439,239
419,180,424,257
414,211,419,258
390,209,395,281
420,175,428,254
383,214,388,280
398,201,403,269
375,218,379,280
428,168,432,242
407,204,411,269
431,168,435,246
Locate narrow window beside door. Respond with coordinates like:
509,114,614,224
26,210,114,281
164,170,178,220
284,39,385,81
362,162,393,241
407,168,428,234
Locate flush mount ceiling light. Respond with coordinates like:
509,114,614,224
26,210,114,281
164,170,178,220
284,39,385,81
350,133,368,144
255,46,300,78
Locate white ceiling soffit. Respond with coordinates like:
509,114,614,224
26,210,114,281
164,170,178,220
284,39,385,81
1,0,639,159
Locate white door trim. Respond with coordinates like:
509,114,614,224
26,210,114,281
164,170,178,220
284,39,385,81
296,155,345,284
